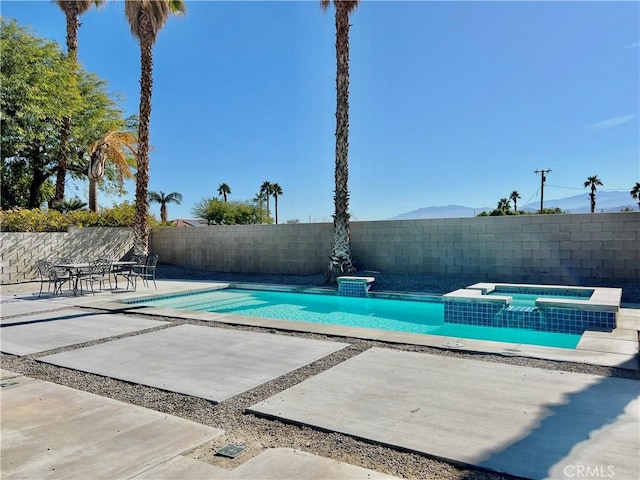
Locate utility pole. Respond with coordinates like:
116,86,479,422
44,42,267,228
534,169,552,213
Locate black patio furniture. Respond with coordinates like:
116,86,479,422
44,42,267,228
110,260,137,290
54,261,91,295
36,259,71,297
123,254,158,291
79,258,113,295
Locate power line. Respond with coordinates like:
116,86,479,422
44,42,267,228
522,187,540,209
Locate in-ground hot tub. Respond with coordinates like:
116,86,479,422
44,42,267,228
442,283,622,335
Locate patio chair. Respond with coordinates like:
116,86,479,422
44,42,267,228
122,254,147,292
36,259,70,297
142,254,159,289
79,258,112,295
123,254,158,291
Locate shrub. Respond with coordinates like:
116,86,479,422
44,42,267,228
0,202,161,232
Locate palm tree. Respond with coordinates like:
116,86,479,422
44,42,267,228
52,197,87,213
271,183,283,224
584,175,603,213
53,0,104,205
253,192,265,223
509,190,521,212
260,181,272,222
631,182,640,211
322,0,360,280
217,183,231,202
497,198,511,213
149,190,182,222
88,130,137,212
125,0,185,255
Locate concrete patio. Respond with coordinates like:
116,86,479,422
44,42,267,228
1,279,639,479
248,347,640,479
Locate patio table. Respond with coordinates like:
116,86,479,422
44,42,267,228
55,263,90,295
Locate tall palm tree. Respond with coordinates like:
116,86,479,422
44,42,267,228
271,183,283,224
260,181,272,222
584,175,603,213
125,0,185,255
631,182,640,212
149,190,182,222
217,183,231,202
322,0,360,280
53,0,104,205
509,190,521,212
88,130,137,212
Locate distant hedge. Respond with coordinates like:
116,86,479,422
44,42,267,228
0,203,162,232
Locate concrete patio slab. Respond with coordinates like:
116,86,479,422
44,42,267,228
0,369,20,380
0,298,71,321
135,449,400,479
248,348,640,479
133,455,229,479
224,448,400,479
0,375,223,479
0,310,169,356
576,335,638,355
40,324,349,402
618,307,640,330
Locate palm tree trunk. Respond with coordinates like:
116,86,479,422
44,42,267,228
328,3,355,280
54,9,80,204
266,196,270,223
133,31,154,256
89,179,98,213
54,117,71,205
161,203,167,222
275,195,279,224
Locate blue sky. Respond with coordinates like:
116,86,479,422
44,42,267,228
3,0,639,221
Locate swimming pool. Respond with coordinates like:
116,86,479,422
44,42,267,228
128,288,581,349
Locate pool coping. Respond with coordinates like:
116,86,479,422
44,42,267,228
93,281,639,371
444,282,622,312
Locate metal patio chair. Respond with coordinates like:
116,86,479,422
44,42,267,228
141,254,159,289
36,259,70,297
79,258,112,295
122,254,147,291
123,254,158,291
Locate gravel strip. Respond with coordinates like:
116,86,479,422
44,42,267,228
2,304,638,480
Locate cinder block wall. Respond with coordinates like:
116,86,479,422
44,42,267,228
0,227,134,284
3,213,638,285
349,213,640,284
151,212,640,284
151,223,334,275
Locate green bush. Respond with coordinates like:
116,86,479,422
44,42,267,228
0,202,161,232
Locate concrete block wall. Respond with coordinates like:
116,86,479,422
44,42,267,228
151,212,640,284
349,213,640,284
151,223,333,275
2,213,638,285
1,227,134,284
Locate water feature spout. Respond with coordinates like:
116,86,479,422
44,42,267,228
336,276,376,298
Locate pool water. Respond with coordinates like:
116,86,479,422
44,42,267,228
133,288,581,349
